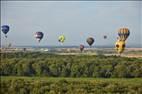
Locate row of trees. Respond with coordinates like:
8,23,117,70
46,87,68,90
1,52,142,78
1,78,142,94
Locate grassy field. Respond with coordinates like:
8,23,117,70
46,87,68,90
1,76,142,94
1,52,142,94
1,52,142,78
1,76,142,83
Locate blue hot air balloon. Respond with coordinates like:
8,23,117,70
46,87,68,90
1,25,10,38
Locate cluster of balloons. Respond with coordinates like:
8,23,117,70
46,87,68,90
34,31,95,52
1,25,130,54
79,37,95,52
115,28,130,54
79,35,106,52
34,32,66,44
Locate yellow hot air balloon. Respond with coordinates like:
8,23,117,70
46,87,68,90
115,39,125,54
58,35,65,43
118,28,130,41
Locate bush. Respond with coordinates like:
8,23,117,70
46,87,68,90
1,52,142,78
1,77,142,94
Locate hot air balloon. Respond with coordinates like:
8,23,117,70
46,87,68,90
80,44,84,52
103,35,107,39
86,37,94,47
115,39,125,54
58,35,65,43
118,28,130,41
1,25,10,38
34,32,44,42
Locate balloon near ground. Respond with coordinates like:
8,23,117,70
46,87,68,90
115,39,125,54
80,44,84,52
118,28,130,41
58,35,65,43
34,32,44,42
115,28,130,54
1,25,10,38
86,37,94,46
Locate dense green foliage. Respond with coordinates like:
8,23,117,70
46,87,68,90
1,52,142,78
1,77,142,94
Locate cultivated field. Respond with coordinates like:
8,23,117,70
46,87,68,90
1,77,142,94
1,51,142,94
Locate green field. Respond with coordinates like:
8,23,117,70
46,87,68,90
1,52,142,94
1,52,142,78
1,76,142,94
2,76,142,82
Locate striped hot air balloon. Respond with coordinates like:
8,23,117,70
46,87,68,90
118,28,130,41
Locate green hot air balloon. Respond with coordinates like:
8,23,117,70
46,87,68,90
86,37,94,47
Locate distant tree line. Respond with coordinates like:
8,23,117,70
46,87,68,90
1,52,142,78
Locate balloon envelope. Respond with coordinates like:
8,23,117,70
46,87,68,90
104,35,107,39
1,25,10,35
86,37,94,46
80,44,84,52
115,40,125,54
34,32,44,42
118,28,130,41
58,35,65,43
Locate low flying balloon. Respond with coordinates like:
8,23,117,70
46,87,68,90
86,37,94,46
1,25,10,38
34,32,44,42
118,28,130,41
115,39,125,54
80,44,84,52
58,35,65,43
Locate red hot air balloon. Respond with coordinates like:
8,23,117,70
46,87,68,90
80,44,84,52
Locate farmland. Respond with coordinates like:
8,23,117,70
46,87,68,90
1,77,142,94
1,52,142,94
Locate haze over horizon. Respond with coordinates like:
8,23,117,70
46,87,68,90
1,1,142,47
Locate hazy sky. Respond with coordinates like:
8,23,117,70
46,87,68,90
1,1,142,47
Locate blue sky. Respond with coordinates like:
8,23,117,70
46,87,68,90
1,1,142,47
